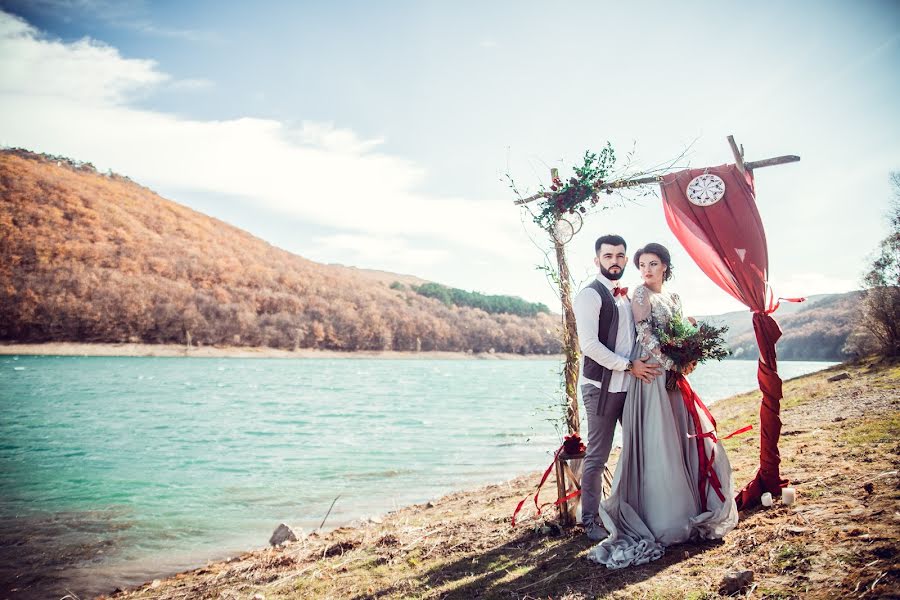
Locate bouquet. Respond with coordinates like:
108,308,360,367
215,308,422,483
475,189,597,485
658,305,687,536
656,314,730,373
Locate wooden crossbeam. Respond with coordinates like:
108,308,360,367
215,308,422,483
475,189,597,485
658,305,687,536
513,135,800,206
727,134,746,174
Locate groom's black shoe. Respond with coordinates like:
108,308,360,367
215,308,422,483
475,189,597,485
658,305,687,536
583,519,608,542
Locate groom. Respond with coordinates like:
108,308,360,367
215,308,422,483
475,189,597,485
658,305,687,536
574,234,661,541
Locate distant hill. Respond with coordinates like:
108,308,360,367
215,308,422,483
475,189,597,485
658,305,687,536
0,149,560,353
698,292,861,361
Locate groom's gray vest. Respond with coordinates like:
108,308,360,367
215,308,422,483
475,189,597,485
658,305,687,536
582,279,619,413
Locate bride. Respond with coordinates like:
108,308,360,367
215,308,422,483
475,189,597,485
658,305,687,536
587,243,739,569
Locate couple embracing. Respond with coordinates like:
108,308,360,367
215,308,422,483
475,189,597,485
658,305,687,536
574,234,738,569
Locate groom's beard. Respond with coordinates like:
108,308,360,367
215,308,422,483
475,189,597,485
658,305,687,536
600,265,625,281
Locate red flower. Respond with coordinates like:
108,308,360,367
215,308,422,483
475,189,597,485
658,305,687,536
563,433,586,454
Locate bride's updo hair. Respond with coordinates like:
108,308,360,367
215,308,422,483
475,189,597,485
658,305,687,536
633,243,674,281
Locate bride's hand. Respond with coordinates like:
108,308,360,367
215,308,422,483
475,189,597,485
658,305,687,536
687,316,698,326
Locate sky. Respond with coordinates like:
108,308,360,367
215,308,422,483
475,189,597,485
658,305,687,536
1,0,898,315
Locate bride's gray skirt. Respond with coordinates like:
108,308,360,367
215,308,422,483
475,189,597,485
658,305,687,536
587,350,739,569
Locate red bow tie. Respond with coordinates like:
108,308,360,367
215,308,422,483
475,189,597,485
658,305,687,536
613,287,629,297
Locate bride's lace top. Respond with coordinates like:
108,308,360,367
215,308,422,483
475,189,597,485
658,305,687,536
632,284,682,371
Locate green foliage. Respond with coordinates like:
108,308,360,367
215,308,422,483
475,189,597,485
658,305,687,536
389,281,406,291
657,314,730,370
841,413,900,445
412,282,550,317
533,144,617,231
772,543,812,573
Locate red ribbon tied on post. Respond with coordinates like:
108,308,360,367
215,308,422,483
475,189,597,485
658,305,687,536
510,433,585,527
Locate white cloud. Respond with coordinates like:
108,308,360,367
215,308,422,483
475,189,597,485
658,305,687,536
304,233,450,270
0,10,525,263
0,13,166,104
292,121,386,155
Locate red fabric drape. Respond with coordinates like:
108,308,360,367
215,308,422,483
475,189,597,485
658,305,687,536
659,164,788,509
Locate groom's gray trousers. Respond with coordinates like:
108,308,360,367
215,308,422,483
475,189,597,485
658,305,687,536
580,384,627,524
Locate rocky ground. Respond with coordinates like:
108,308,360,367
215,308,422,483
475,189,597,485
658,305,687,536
107,358,899,600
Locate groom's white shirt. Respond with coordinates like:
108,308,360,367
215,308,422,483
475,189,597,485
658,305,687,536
574,274,635,393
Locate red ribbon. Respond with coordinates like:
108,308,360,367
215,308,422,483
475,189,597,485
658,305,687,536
761,296,806,315
510,440,584,527
511,445,560,527
677,375,752,512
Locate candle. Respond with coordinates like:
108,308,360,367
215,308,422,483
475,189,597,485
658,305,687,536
782,487,796,505
761,492,773,507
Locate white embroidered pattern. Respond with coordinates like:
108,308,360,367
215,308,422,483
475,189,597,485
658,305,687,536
633,285,682,371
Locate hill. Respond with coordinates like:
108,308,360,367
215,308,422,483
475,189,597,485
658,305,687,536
698,292,860,361
0,149,560,354
0,148,860,360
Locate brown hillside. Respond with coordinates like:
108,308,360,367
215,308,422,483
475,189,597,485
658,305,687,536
0,149,560,353
715,293,860,361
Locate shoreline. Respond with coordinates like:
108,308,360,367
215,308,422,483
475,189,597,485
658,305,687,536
103,358,897,599
0,342,562,360
0,342,844,362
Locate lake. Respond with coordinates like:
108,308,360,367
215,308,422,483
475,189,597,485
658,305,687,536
0,356,836,598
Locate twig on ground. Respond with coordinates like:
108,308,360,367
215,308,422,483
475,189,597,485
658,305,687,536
516,562,575,591
423,538,442,558
867,571,887,596
859,470,898,485
264,564,320,589
319,495,341,531
400,525,447,552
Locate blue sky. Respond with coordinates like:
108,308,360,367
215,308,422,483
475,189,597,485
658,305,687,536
1,0,898,315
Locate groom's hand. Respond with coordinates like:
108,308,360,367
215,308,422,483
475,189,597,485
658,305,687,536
631,357,661,383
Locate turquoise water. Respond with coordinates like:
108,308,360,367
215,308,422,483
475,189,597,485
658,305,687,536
0,356,835,598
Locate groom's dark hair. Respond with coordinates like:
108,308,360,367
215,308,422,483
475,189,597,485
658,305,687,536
595,234,627,253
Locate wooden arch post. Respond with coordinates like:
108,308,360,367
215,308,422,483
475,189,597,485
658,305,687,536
549,167,583,436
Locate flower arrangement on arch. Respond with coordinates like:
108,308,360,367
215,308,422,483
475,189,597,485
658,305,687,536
531,145,617,231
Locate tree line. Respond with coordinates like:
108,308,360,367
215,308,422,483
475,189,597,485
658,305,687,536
400,282,550,317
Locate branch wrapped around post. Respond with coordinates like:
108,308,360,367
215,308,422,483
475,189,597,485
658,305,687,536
554,237,581,435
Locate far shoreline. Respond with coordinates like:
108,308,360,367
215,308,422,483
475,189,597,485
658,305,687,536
0,342,845,362
0,342,564,360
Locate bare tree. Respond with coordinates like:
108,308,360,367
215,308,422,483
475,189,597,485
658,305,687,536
858,172,900,356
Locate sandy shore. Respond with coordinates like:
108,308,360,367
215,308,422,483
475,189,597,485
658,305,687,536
0,342,562,360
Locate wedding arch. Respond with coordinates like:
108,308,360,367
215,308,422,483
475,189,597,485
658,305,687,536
511,135,801,510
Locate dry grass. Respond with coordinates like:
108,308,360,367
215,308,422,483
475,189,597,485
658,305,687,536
111,358,899,600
